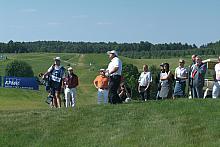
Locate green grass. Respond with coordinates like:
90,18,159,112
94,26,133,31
1,53,193,108
0,53,219,146
1,99,220,146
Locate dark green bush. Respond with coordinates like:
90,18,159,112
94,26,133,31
5,60,34,77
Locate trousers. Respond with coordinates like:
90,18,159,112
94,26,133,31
64,88,76,107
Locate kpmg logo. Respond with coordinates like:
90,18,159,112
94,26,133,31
3,76,39,90
4,77,21,87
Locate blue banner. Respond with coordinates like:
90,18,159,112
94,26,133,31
3,76,39,90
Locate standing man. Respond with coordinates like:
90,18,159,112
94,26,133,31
106,50,122,104
138,64,152,101
44,57,65,108
212,56,220,98
93,69,109,104
190,56,207,98
173,59,188,99
188,54,197,98
63,67,79,108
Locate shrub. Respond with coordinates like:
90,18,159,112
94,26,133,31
122,63,139,99
5,60,34,77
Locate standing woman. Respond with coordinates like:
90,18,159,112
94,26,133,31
173,59,188,99
159,63,173,99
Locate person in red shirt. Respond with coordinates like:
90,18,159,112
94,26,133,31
63,67,79,108
93,69,109,104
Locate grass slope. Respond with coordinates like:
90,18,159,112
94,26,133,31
1,99,220,146
1,53,219,146
0,53,193,109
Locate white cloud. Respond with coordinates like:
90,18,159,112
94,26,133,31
97,22,113,25
21,8,37,13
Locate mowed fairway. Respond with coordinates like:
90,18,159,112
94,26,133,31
1,53,220,146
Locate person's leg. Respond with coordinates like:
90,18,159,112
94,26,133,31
144,90,148,101
55,91,61,108
182,82,186,97
139,91,145,101
97,89,103,104
212,82,220,98
65,88,70,107
103,89,109,104
174,82,181,98
192,87,197,98
70,88,76,107
197,86,204,98
146,87,151,100
139,86,146,101
108,76,121,104
194,86,203,98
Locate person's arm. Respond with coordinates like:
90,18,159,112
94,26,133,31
144,82,150,91
198,63,207,77
174,68,177,80
93,77,99,89
109,67,119,75
213,66,217,82
43,65,54,79
118,90,125,98
160,71,171,80
75,76,79,87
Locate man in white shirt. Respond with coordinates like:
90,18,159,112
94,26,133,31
212,56,220,98
106,50,122,104
138,64,152,101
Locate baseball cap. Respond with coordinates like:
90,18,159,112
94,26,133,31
54,57,61,61
179,59,185,63
160,63,164,66
68,67,73,71
99,68,105,71
107,50,118,57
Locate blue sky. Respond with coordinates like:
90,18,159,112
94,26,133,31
0,0,220,46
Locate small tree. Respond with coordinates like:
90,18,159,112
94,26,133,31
122,63,139,99
5,60,34,77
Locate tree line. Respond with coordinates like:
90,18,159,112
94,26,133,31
0,40,220,58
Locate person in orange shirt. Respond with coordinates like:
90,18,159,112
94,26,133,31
93,69,109,104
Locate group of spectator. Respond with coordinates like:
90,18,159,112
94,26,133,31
42,52,220,108
140,54,220,100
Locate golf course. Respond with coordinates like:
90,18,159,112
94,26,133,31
0,53,220,146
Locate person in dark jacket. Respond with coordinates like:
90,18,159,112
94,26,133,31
63,67,79,108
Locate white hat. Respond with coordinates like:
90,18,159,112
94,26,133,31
54,57,61,61
68,67,73,71
99,68,105,71
107,50,118,57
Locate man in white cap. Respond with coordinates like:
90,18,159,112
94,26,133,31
106,50,122,104
43,57,65,108
93,69,109,104
212,56,220,98
63,67,79,108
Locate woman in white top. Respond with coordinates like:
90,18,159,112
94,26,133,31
173,59,188,98
159,63,173,99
